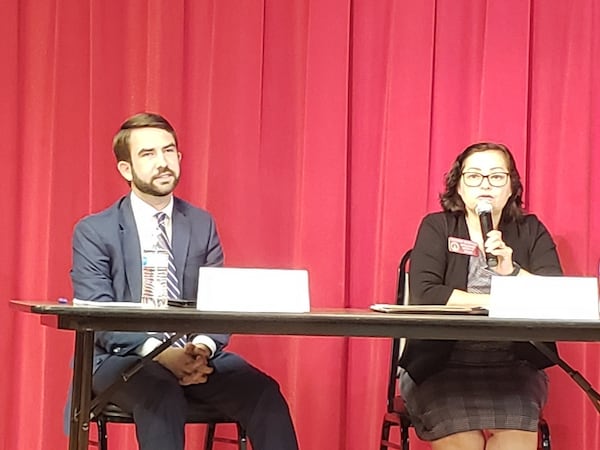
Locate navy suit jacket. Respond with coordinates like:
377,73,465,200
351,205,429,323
71,194,229,373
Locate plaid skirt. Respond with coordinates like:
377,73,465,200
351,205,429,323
399,352,548,441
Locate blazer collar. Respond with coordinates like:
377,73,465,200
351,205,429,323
118,196,142,302
172,198,191,295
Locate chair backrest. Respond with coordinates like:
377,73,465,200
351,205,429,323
396,250,411,307
386,249,412,412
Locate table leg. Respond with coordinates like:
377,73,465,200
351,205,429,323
68,330,94,450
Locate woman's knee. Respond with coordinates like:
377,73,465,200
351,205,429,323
431,430,485,450
486,429,538,450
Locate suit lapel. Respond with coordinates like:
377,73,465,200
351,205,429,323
120,196,142,302
172,199,190,295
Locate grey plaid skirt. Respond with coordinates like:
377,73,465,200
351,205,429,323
399,341,548,441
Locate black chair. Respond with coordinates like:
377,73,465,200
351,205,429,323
92,403,247,450
380,249,412,450
380,249,551,450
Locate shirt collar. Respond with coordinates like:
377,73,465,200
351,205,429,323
130,191,174,221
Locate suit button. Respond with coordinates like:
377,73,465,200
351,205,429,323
113,347,121,353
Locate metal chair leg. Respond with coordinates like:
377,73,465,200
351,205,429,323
237,423,248,450
539,419,551,450
97,418,108,450
380,420,391,450
204,423,216,450
400,418,410,450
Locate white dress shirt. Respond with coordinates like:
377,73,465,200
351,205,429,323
130,192,217,357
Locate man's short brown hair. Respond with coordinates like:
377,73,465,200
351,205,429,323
113,112,178,162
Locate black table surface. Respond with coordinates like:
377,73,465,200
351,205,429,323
11,300,600,342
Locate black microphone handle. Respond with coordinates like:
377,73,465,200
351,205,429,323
479,211,498,268
486,252,498,268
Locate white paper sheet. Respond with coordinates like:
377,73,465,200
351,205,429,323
73,299,144,308
489,276,599,320
196,267,311,313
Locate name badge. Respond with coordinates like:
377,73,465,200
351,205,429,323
448,237,480,256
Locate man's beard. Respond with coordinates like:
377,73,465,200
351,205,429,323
132,167,180,197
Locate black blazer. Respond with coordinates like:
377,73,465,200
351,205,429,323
399,211,563,384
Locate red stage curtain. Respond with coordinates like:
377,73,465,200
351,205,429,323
2,1,599,449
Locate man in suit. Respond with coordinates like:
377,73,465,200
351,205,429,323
70,112,299,450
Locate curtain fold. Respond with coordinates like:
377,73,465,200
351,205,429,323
3,1,599,449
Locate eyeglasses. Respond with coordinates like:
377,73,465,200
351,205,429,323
461,171,510,187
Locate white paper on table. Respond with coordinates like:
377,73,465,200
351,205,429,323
489,276,599,320
73,299,144,308
196,267,310,313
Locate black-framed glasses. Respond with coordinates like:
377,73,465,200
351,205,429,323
461,171,510,187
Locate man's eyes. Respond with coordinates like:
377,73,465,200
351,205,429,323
139,148,176,157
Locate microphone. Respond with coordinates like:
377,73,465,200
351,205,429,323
475,200,498,268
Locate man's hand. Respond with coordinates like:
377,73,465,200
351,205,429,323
179,343,214,385
154,344,214,385
184,342,211,363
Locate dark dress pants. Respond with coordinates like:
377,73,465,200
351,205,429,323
93,351,299,450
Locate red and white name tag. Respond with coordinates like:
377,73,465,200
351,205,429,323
448,237,480,256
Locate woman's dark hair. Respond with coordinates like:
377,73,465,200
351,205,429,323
439,142,525,221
